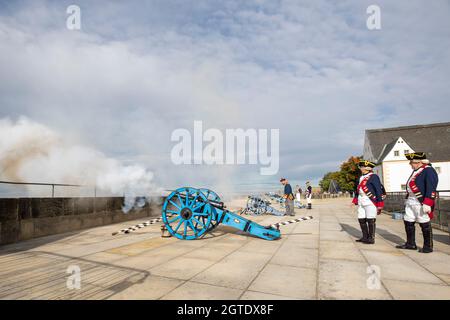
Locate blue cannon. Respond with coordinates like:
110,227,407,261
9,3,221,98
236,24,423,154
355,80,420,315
265,192,306,209
161,187,281,241
242,195,284,216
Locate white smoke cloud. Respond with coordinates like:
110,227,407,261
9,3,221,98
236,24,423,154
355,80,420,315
0,117,160,212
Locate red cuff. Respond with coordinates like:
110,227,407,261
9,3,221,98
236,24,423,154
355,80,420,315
375,201,384,208
428,212,434,219
352,198,358,205
423,198,435,207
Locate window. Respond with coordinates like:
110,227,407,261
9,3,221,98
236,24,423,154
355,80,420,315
404,150,409,154
394,151,399,157
401,184,406,191
435,167,441,174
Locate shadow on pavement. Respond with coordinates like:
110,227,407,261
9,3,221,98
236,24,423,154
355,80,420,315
340,223,407,246
377,226,449,246
375,228,405,245
0,230,89,256
433,233,450,245
201,227,227,239
339,223,361,240
0,251,150,300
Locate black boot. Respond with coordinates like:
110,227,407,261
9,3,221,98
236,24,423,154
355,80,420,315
365,219,376,244
419,222,433,253
356,218,369,242
307,203,312,209
396,221,418,250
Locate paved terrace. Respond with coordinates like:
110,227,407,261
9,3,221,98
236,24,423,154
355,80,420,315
0,198,449,300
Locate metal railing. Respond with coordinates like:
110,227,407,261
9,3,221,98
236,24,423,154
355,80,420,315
0,180,85,198
384,190,450,232
315,192,352,199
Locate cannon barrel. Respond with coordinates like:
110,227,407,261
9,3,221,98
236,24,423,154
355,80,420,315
177,193,226,210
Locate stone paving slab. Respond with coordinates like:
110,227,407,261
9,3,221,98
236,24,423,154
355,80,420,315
248,264,317,299
361,250,445,285
150,257,216,280
271,246,318,269
436,274,450,285
83,252,127,263
107,275,184,300
0,197,449,300
161,281,243,300
319,230,353,242
283,234,319,249
353,237,399,253
401,250,450,276
106,237,177,256
184,244,239,261
320,222,343,231
191,250,271,290
240,290,294,300
320,241,365,262
318,259,392,300
383,279,450,300
239,239,283,255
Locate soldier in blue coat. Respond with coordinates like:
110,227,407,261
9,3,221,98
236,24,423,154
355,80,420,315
396,153,439,253
352,160,384,244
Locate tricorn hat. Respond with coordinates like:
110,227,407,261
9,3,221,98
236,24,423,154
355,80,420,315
358,159,377,168
405,152,427,161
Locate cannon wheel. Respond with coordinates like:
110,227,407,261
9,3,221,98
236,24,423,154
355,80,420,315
247,196,267,216
199,188,221,231
162,187,213,240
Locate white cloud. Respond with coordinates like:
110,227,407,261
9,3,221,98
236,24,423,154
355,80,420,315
0,0,449,193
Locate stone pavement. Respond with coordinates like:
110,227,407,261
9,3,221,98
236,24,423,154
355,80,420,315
0,198,449,300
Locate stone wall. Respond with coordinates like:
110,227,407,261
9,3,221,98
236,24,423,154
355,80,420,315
0,197,161,245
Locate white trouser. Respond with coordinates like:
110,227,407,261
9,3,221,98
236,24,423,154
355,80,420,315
296,193,301,202
306,195,312,204
404,197,430,223
357,195,377,219
357,203,377,219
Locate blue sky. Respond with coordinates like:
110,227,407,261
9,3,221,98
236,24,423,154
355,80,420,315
1,0,450,195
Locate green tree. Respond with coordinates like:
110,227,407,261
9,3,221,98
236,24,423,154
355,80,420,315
338,156,361,192
319,156,362,193
319,172,333,191
319,171,343,192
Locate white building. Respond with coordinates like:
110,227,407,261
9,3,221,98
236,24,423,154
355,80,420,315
363,122,450,193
